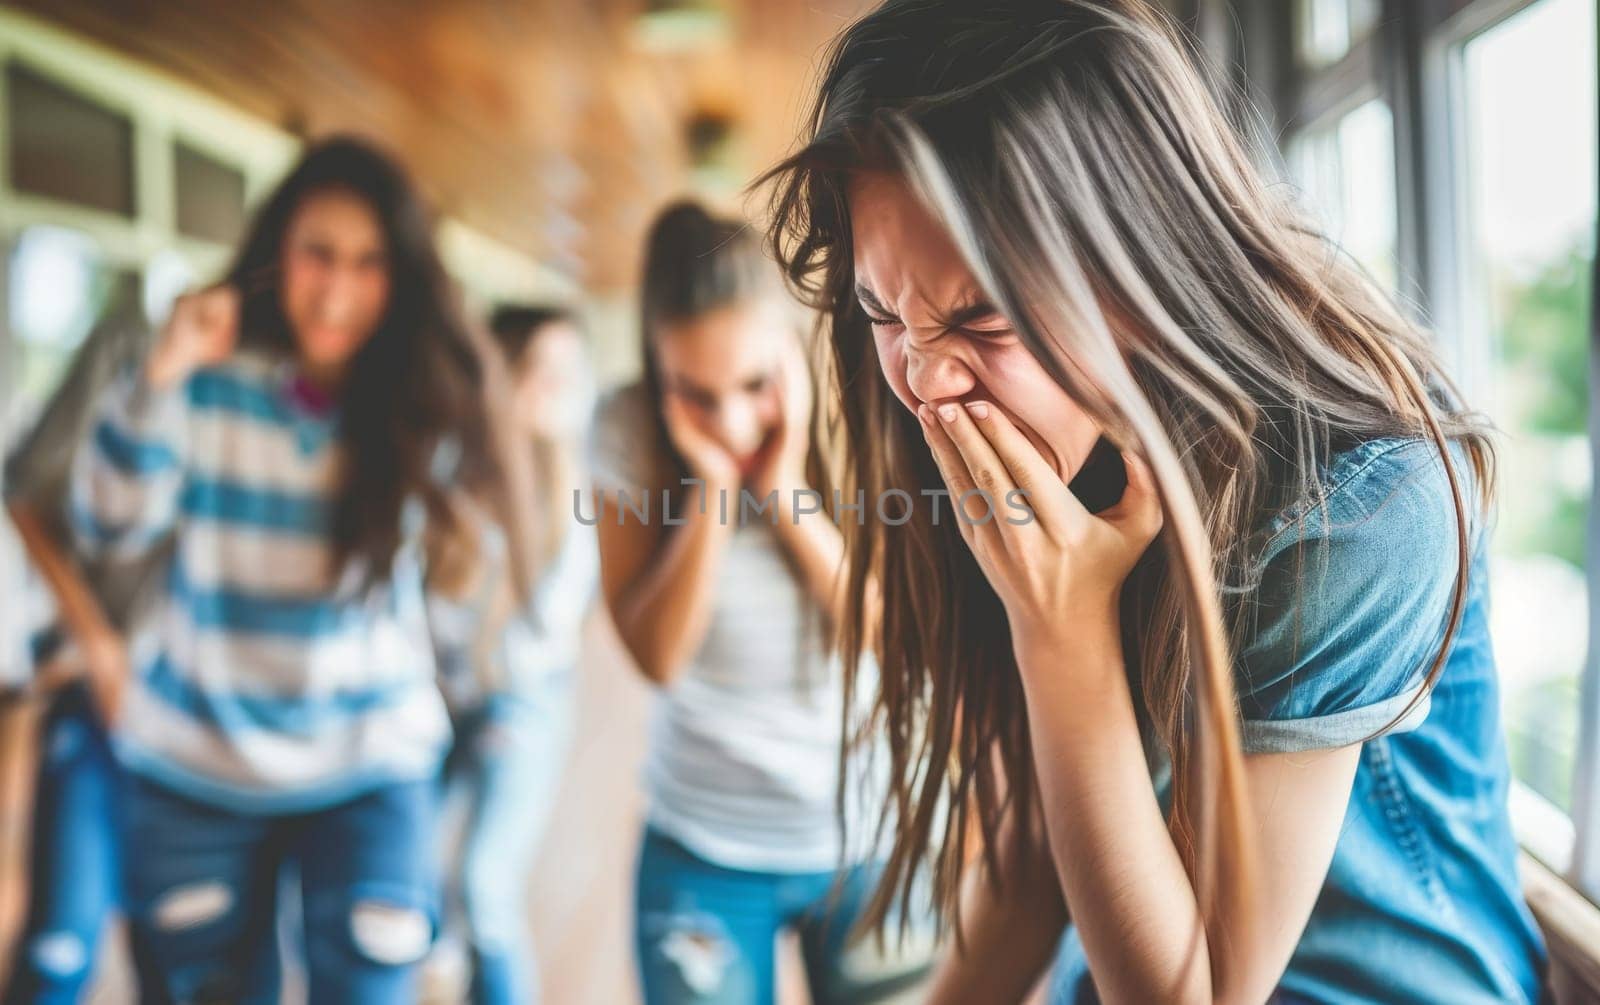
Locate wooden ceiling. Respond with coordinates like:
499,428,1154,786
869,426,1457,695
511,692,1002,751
9,0,870,292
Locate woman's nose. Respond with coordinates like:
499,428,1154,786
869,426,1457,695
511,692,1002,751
903,344,977,404
320,270,366,317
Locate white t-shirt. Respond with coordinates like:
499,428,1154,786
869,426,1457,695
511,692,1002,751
590,383,883,873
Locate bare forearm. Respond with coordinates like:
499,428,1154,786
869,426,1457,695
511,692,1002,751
928,816,1068,1004
7,502,127,721
613,498,735,685
1015,627,1211,1005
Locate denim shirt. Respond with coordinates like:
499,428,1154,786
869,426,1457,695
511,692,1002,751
1051,437,1547,1004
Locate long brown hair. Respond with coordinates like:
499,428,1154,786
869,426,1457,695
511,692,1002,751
489,303,587,569
228,135,532,598
761,0,1491,989
637,199,835,519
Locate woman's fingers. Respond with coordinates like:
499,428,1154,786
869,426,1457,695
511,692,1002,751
923,402,1048,559
1100,449,1164,545
961,401,1074,534
198,284,241,360
663,393,738,485
918,404,975,498
919,405,994,547
928,401,1018,522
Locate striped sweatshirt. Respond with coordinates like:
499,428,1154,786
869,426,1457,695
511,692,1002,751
71,349,451,814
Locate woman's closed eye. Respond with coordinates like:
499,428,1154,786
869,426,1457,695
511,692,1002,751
856,285,903,331
867,316,1017,344
954,316,1015,340
858,298,1014,341
671,385,717,410
938,298,1016,339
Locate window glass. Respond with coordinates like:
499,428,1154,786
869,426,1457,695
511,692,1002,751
143,248,196,328
1288,98,1400,289
174,141,247,245
5,225,111,446
1458,0,1597,827
1296,0,1381,68
6,63,135,217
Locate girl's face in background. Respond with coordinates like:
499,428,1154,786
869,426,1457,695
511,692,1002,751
848,171,1101,484
512,322,594,439
653,300,790,475
279,186,391,382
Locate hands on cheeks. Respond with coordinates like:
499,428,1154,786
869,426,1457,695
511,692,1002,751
662,393,741,489
662,337,813,498
918,399,1163,658
748,336,815,499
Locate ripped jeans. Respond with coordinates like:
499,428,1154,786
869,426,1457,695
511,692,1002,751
634,829,935,1005
3,688,122,1005
121,774,438,1005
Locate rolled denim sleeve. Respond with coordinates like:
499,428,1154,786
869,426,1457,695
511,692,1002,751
1235,439,1472,755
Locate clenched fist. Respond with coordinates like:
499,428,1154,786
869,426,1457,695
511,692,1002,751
144,284,241,391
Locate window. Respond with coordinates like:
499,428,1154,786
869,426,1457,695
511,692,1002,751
3,236,196,462
143,248,196,328
0,51,271,469
1247,0,1600,897
5,62,135,217
1288,98,1400,289
174,141,247,245
4,226,114,445
1455,0,1597,837
1295,0,1380,68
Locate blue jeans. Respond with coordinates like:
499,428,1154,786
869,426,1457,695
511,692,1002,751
4,689,122,1005
634,828,934,1005
442,684,573,1005
121,773,438,1005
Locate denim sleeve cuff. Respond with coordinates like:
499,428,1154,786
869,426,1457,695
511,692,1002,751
1241,680,1431,754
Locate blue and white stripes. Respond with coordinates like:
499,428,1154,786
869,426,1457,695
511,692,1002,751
71,351,449,814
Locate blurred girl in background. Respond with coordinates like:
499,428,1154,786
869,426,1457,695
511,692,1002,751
69,135,535,1005
593,200,931,1005
2,275,161,1004
0,511,125,1005
428,304,599,1005
764,1,1544,1002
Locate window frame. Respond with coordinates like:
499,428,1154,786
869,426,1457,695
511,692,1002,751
1572,0,1600,907
0,6,580,439
1200,0,1600,901
1414,0,1599,898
